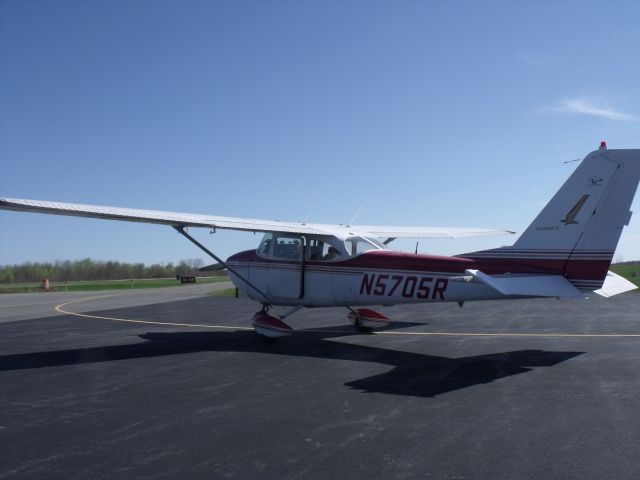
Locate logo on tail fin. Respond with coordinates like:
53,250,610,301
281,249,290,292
561,194,589,225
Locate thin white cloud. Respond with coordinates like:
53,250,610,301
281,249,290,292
515,51,558,68
552,98,637,121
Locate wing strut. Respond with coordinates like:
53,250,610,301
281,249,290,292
172,226,270,301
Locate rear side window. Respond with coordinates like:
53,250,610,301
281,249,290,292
344,236,383,256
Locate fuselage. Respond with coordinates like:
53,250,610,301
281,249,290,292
225,248,607,307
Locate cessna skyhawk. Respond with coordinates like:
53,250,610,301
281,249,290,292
2,144,638,337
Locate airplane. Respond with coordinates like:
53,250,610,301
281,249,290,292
1,142,639,337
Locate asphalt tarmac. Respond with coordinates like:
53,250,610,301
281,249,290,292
2,284,640,479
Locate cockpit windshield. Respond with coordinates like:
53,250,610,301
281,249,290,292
257,233,273,257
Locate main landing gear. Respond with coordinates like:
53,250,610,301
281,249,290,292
347,308,390,333
252,305,391,337
252,305,301,338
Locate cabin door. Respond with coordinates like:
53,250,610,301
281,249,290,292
266,235,304,299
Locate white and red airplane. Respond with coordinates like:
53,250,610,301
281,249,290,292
2,143,639,337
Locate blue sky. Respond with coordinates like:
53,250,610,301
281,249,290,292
2,0,640,265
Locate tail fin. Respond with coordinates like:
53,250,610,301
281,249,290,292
467,147,640,291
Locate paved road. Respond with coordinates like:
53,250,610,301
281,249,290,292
0,282,232,323
1,287,640,479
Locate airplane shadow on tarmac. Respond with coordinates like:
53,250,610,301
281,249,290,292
0,324,583,398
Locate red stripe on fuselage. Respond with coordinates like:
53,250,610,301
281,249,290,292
341,251,609,280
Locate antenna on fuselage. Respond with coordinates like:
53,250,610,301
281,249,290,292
348,202,366,226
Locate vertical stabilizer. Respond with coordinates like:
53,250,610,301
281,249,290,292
467,148,640,291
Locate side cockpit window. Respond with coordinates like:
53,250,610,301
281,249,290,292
272,236,302,260
306,238,343,262
258,234,384,261
259,233,303,260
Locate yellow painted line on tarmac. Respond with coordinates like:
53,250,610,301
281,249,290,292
298,328,640,338
373,330,640,338
54,294,640,338
54,294,253,331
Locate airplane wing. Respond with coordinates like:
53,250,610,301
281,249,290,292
0,197,514,239
0,197,326,234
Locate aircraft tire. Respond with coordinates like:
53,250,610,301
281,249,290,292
354,319,373,334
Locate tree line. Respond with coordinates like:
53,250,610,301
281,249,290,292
0,258,210,283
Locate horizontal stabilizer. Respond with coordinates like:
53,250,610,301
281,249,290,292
465,269,584,298
594,271,638,298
